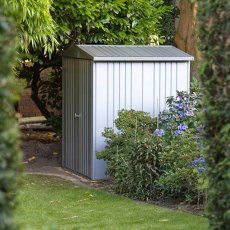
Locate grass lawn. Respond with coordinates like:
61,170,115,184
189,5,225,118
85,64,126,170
15,175,208,230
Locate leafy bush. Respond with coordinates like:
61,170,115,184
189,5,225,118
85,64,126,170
98,91,208,204
0,2,23,229
97,110,162,200
157,130,201,203
198,1,230,228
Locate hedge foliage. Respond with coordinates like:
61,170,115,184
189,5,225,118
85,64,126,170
0,2,22,229
198,1,230,229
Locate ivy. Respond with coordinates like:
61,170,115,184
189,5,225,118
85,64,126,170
198,0,230,229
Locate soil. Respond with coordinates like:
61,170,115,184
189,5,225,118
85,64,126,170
21,130,111,189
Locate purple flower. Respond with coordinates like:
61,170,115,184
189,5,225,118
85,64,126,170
198,156,205,164
178,124,188,131
178,110,186,117
203,108,207,113
177,95,184,100
192,159,199,167
198,167,206,173
174,130,183,136
173,103,184,109
185,110,194,117
154,129,165,137
192,156,206,173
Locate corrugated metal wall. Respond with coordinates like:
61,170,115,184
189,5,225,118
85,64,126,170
62,58,92,178
63,58,190,180
92,61,190,179
63,58,75,171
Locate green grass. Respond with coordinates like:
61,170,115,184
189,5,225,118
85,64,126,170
15,175,208,230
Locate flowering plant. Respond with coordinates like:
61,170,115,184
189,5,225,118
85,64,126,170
156,91,207,204
159,91,202,137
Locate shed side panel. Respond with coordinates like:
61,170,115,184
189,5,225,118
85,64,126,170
93,61,190,179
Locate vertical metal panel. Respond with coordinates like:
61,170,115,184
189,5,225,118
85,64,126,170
165,62,172,98
113,62,120,121
125,63,132,110
176,62,188,91
159,62,166,111
62,58,76,171
119,63,126,109
131,63,143,110
154,62,160,116
62,57,92,178
92,63,108,179
171,62,177,97
107,63,114,128
142,63,154,113
77,59,92,177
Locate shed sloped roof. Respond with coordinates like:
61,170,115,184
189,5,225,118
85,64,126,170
63,45,194,61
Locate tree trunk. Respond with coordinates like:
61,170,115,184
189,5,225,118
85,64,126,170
174,0,199,75
31,64,51,119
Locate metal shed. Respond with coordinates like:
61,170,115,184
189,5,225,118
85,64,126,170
62,45,194,180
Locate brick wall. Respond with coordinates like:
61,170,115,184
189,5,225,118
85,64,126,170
18,68,51,117
18,88,42,117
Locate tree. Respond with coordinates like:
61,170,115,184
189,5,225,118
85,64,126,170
0,0,56,228
18,0,172,127
198,0,230,229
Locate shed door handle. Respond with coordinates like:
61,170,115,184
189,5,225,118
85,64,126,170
74,113,81,118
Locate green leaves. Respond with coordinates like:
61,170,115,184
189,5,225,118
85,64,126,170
52,0,171,45
0,1,23,229
198,0,230,228
97,110,161,200
7,0,58,54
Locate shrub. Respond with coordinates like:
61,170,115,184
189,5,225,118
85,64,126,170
198,1,230,228
157,130,201,203
98,91,207,204
157,91,206,203
97,110,162,200
0,2,22,229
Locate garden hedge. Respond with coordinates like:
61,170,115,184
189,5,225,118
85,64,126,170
198,1,230,229
0,1,22,229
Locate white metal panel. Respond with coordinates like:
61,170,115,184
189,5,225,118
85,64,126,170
165,62,172,98
125,63,132,110
119,63,126,109
159,62,166,111
154,63,160,116
142,63,155,115
93,63,108,179
177,62,188,91
171,62,177,97
131,63,143,110
107,63,114,129
113,62,120,121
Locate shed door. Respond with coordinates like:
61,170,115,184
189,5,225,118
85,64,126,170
73,59,92,178
73,62,80,173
